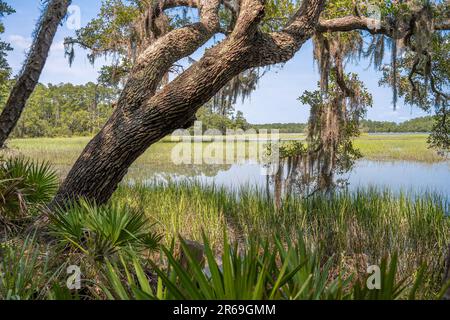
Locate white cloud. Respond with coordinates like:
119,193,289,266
9,35,65,52
8,35,32,50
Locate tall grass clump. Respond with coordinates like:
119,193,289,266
100,231,449,300
0,235,62,300
113,181,449,296
114,181,232,248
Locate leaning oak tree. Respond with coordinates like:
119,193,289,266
54,0,449,205
0,0,71,148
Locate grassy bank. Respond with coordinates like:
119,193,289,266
1,156,449,299
1,182,449,299
7,134,445,166
112,182,450,296
354,134,443,162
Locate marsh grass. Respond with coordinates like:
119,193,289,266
1,178,448,299
113,181,449,295
101,231,449,300
1,153,448,300
0,235,64,300
354,134,444,162
7,134,445,168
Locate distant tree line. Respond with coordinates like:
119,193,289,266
249,123,308,133
195,102,251,134
0,79,435,138
360,117,435,133
0,81,119,138
0,81,253,138
248,117,434,134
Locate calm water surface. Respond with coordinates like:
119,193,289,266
127,160,450,197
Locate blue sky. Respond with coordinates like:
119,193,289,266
2,0,429,124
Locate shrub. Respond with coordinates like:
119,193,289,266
49,199,162,260
0,157,58,224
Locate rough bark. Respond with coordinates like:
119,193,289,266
318,13,450,35
53,0,325,205
0,0,71,148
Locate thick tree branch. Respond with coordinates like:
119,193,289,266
148,0,238,30
318,16,389,34
151,0,237,16
116,0,221,112
250,0,326,66
318,15,450,35
229,0,265,39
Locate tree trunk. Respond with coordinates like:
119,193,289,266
52,0,325,205
0,0,71,147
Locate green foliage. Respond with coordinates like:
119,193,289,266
0,182,448,300
361,116,435,133
278,141,307,158
320,1,448,151
65,0,140,65
65,0,196,85
49,199,162,260
295,74,372,175
0,235,57,300
379,32,449,151
351,254,428,300
100,254,155,300
429,111,449,152
261,0,301,32
103,231,346,300
0,0,14,84
114,181,449,298
10,82,118,138
252,117,436,134
195,105,250,133
100,230,447,300
151,232,307,300
0,157,58,222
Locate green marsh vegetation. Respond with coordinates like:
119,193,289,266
7,133,446,168
0,0,449,302
0,155,449,300
1,126,449,300
353,134,446,162
113,182,449,283
1,164,449,299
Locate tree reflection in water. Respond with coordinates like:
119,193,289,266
268,151,351,210
268,59,372,209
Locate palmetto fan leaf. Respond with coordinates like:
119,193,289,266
0,157,58,222
49,199,162,260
